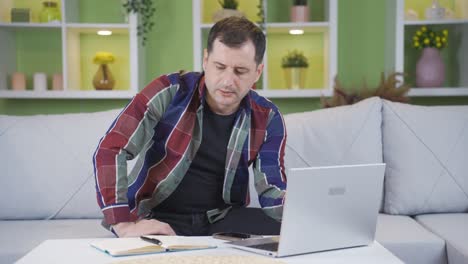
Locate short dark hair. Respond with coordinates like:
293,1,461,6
207,16,266,65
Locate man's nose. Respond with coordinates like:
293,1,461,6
222,70,235,87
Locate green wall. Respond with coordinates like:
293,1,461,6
1,0,468,116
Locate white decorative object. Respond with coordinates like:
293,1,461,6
404,9,419,20
33,72,47,91
425,0,445,20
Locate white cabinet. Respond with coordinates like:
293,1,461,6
386,0,468,96
192,0,337,98
0,0,144,99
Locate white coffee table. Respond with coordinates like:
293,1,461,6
16,237,403,264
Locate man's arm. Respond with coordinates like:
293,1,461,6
93,76,175,229
252,109,287,221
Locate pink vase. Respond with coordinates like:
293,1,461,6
290,6,309,22
415,47,445,87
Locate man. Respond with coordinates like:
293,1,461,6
93,16,287,237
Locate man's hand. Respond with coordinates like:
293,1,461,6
112,219,176,237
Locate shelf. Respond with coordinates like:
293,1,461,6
0,0,143,100
0,90,136,99
404,19,468,25
66,23,130,29
386,0,468,97
0,22,62,28
408,88,468,97
193,0,337,98
267,22,330,28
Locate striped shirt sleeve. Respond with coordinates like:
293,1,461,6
93,75,173,225
253,108,287,221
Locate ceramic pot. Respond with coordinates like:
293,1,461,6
284,67,307,89
93,64,115,90
290,5,309,22
416,47,445,87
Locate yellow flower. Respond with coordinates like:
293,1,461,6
93,52,115,64
411,26,448,50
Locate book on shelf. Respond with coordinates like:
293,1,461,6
90,235,217,257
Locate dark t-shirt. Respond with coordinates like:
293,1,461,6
154,102,237,213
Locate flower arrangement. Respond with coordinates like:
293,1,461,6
412,26,448,50
281,50,309,68
93,52,115,64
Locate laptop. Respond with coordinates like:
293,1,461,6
228,163,386,257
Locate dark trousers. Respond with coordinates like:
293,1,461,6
150,207,281,236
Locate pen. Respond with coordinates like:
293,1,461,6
140,236,162,245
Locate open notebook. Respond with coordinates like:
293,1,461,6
91,236,217,257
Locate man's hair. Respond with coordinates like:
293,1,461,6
207,16,266,65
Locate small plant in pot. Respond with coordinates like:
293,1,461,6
281,50,309,89
212,0,245,22
291,0,309,22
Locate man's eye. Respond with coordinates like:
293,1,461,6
216,65,225,70
235,70,248,75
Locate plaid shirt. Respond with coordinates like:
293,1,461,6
93,71,287,225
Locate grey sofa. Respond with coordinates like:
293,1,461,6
0,97,467,263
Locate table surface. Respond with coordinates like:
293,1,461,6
16,237,403,264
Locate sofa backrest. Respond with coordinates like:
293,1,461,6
381,100,468,215
283,96,383,169
277,97,385,210
0,109,122,220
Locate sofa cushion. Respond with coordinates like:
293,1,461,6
283,96,383,168
416,213,468,264
0,219,113,263
0,109,122,220
376,214,447,264
382,100,468,215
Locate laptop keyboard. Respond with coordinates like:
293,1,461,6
247,242,279,252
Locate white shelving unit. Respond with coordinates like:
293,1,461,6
386,0,468,97
192,0,337,98
0,0,144,99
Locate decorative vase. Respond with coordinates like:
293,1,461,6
212,9,244,22
415,47,445,88
284,67,307,89
290,5,309,22
93,64,115,90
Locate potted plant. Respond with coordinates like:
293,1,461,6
212,0,244,22
412,25,448,87
122,0,155,46
291,0,309,22
281,50,309,89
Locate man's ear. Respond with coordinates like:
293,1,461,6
202,49,208,71
255,63,264,82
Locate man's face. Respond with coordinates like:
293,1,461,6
203,38,263,115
